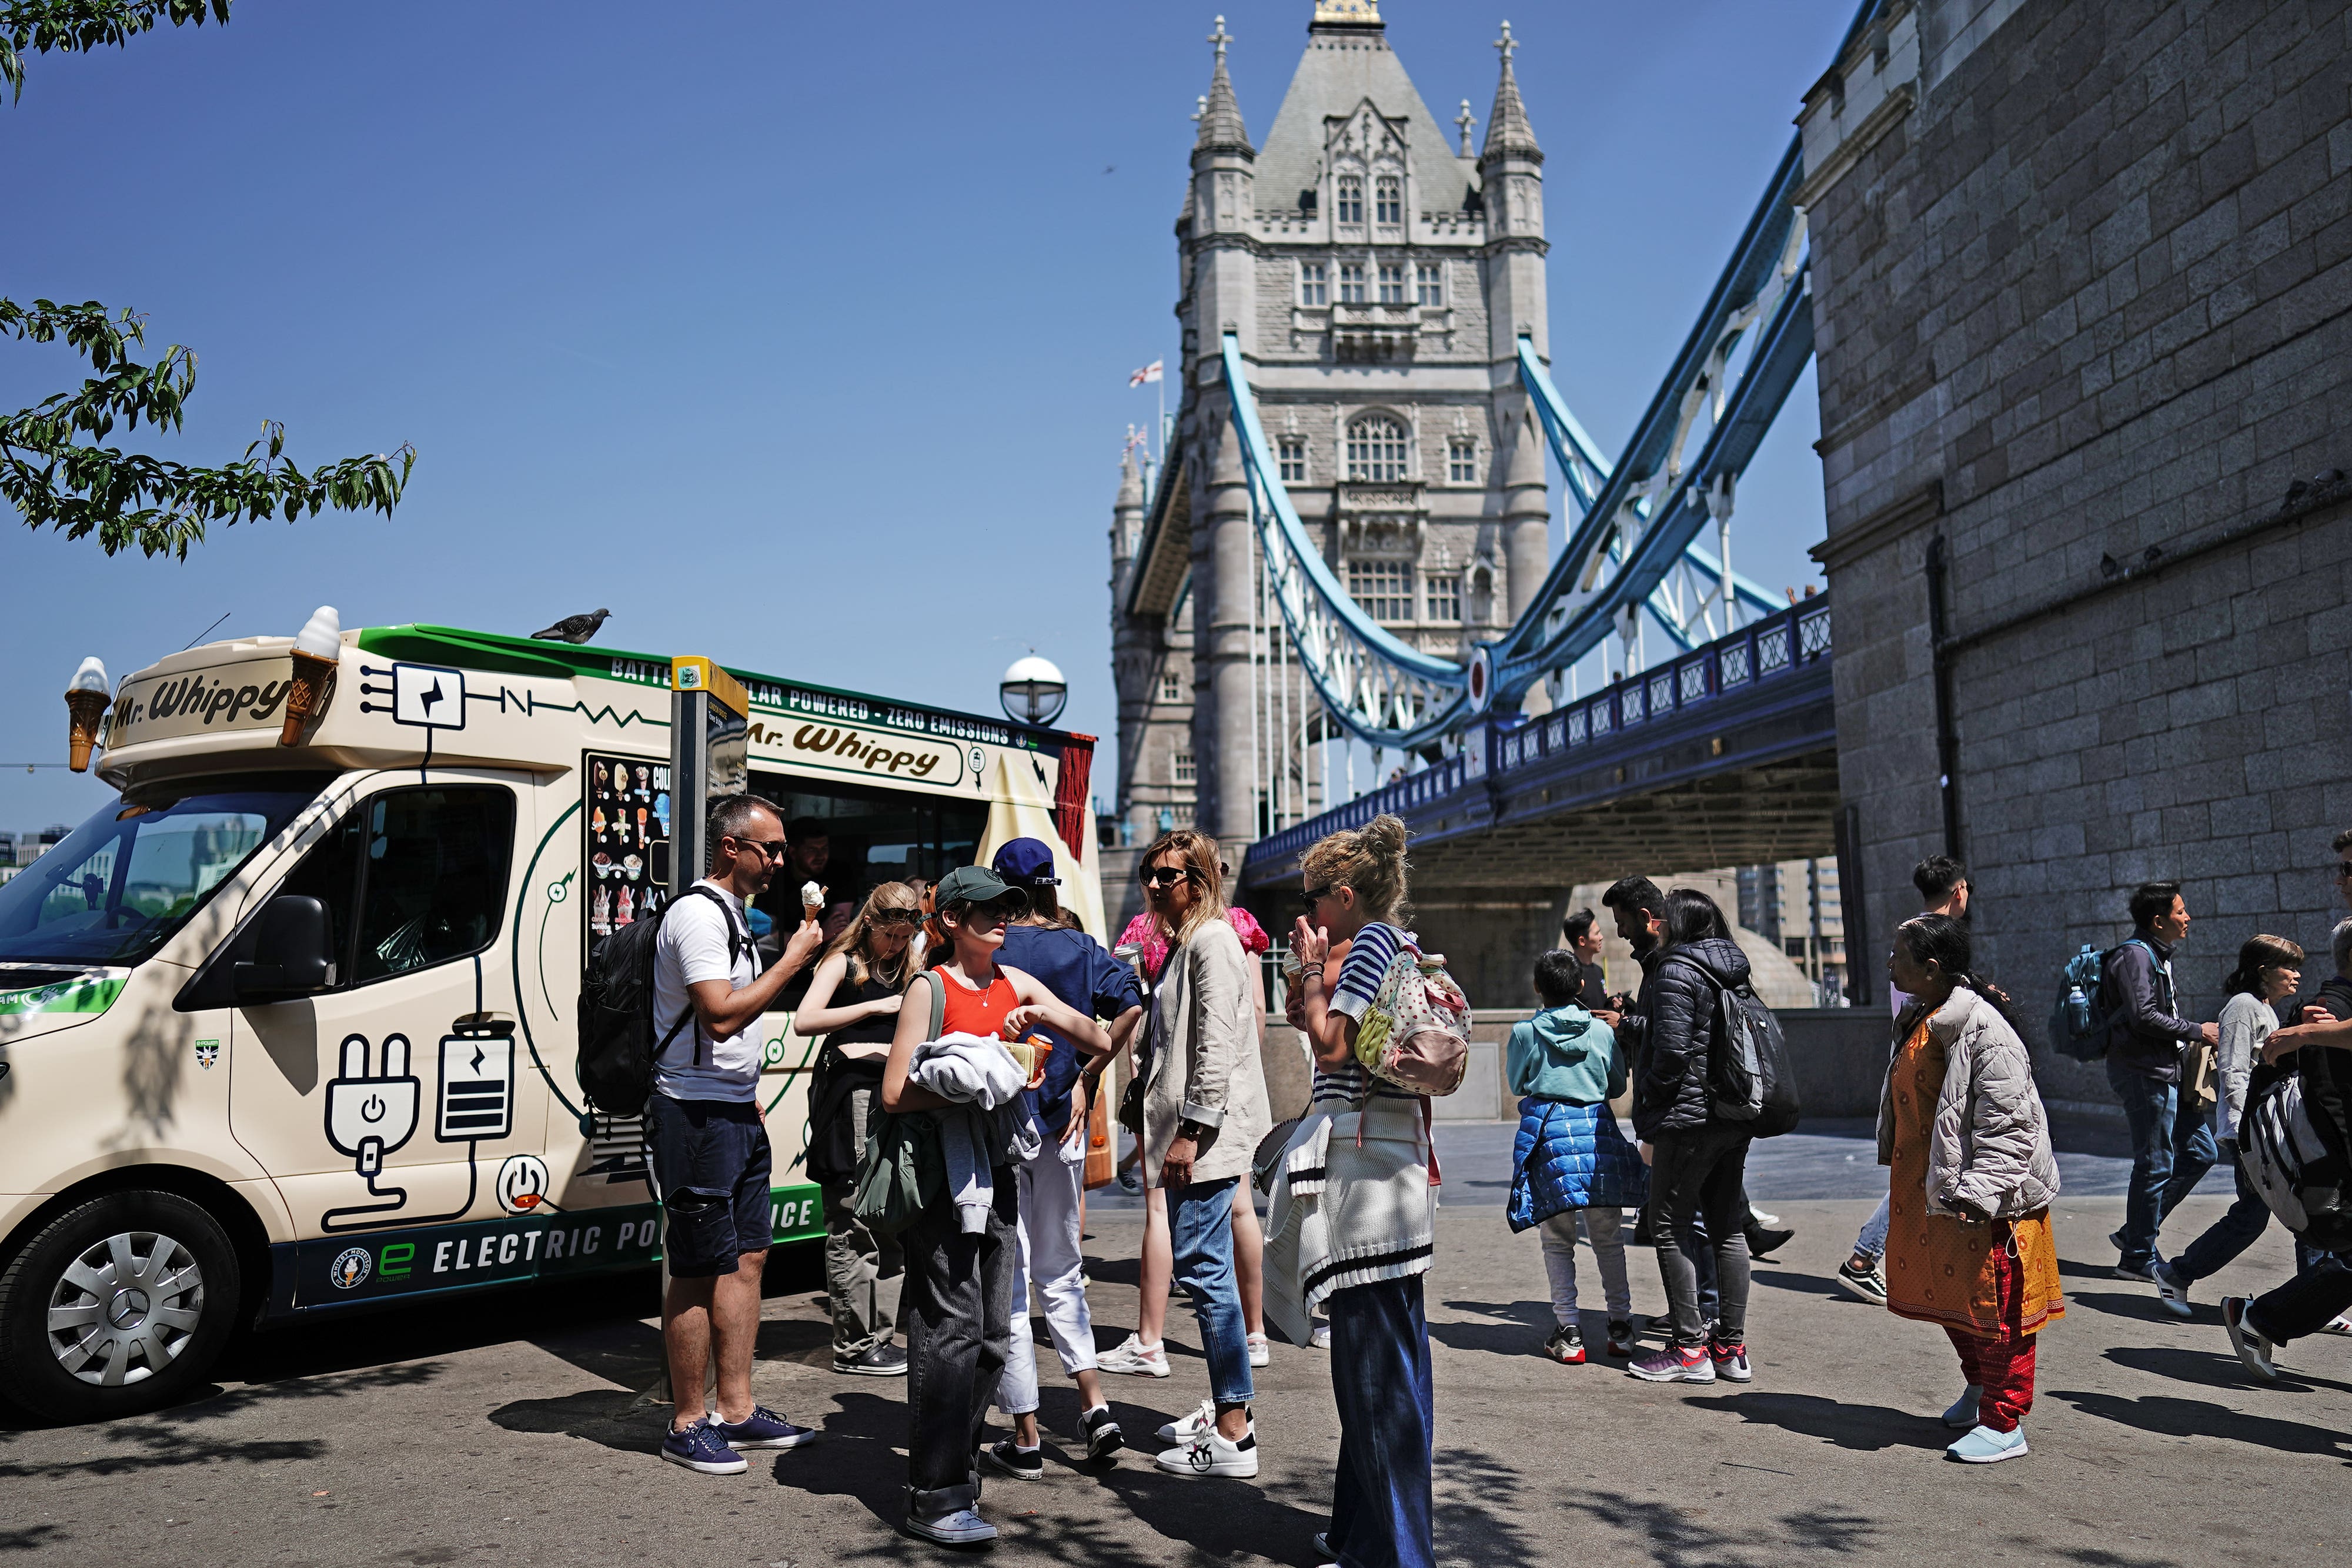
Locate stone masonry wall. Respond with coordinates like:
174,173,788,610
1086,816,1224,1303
1806,0,2352,1102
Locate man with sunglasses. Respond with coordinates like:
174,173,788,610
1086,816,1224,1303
649,793,830,1475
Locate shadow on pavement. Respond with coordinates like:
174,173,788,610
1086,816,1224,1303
2103,1342,2352,1397
2046,1386,2352,1457
1743,1267,1849,1302
0,1524,65,1552
1681,1390,1946,1452
487,1387,665,1458
1558,1487,1882,1566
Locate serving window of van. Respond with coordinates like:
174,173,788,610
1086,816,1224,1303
273,787,516,989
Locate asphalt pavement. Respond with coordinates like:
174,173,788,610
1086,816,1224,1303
2,1126,2338,1568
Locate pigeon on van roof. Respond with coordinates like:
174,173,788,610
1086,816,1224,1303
531,609,610,644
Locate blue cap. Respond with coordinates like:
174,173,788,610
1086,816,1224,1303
991,837,1061,887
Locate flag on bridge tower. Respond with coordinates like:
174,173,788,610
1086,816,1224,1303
1128,360,1163,387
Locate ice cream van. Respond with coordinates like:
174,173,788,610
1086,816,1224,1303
0,617,1104,1423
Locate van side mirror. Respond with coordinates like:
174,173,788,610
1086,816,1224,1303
232,895,335,999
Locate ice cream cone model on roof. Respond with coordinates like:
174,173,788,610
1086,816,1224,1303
65,657,111,773
280,606,342,746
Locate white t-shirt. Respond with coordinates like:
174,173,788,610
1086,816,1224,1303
652,881,760,1103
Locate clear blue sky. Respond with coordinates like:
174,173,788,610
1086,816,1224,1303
1,0,1856,833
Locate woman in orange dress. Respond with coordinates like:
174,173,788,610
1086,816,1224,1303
1880,914,2063,1463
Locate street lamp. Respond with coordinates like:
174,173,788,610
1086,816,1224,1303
999,655,1067,727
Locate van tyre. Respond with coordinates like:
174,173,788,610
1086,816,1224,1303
0,1190,240,1424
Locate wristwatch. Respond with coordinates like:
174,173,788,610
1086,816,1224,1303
1177,1118,1210,1141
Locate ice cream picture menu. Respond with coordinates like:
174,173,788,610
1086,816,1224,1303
583,751,670,948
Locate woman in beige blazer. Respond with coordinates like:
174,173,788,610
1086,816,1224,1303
1136,829,1272,1480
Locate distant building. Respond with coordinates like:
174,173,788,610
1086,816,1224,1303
1739,858,1847,1007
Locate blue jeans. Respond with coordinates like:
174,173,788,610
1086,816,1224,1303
1327,1276,1435,1568
2171,1142,2273,1283
2107,1057,2218,1266
1855,1191,1892,1262
1170,1177,1254,1407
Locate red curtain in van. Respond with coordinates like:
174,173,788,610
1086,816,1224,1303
1052,735,1094,859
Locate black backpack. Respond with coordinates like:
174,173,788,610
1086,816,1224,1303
1689,963,1801,1139
575,885,748,1119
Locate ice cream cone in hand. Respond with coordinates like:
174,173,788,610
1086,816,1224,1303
799,880,825,927
280,606,342,746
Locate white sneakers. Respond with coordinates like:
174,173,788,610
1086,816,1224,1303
1247,1332,1272,1368
1157,1398,1216,1446
1153,1418,1259,1478
1098,1334,1171,1378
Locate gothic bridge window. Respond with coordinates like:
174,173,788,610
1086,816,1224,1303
1337,176,1364,225
1375,176,1401,225
1346,415,1409,482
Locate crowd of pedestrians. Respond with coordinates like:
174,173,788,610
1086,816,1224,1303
633,795,2352,1549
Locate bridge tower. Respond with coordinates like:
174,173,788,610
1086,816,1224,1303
1110,2,1559,857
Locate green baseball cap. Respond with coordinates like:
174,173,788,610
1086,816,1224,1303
934,864,1026,911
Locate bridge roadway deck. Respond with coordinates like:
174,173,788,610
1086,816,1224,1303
5,1121,2333,1568
1242,599,1839,892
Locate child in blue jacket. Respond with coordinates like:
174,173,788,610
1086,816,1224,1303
1508,948,1649,1363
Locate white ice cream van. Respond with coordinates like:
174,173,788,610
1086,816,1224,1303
0,620,1104,1422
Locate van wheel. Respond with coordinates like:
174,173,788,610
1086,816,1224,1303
0,1190,240,1424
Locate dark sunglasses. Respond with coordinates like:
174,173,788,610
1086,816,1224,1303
869,909,921,928
729,837,789,862
2336,862,2352,880
1140,865,1194,889
1300,884,1334,909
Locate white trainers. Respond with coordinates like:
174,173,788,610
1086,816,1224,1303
1309,1323,1331,1349
1157,1398,1216,1446
1247,1332,1272,1368
1097,1334,1171,1378
1153,1422,1259,1478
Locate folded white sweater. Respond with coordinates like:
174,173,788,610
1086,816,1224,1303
910,1033,1041,1233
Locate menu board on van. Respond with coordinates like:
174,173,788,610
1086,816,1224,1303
584,751,669,947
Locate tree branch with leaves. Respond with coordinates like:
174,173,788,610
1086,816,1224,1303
4,0,415,558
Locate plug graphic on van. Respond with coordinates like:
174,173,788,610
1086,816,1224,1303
325,1033,420,1176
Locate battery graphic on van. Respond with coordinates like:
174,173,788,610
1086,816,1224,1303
435,1031,514,1142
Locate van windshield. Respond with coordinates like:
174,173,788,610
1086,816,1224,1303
0,783,325,968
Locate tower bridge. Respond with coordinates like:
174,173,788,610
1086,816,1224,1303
1108,0,2352,1037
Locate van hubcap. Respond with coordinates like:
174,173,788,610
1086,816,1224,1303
46,1231,205,1387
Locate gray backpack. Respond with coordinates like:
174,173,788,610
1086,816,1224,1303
2238,1071,2350,1246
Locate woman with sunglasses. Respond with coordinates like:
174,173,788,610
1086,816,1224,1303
881,864,1111,1546
1282,813,1436,1568
797,883,924,1378
1102,901,1276,1376
1130,830,1274,1479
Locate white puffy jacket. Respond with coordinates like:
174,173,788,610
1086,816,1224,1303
1877,988,2060,1220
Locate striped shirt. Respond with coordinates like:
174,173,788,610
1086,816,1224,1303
1311,921,1422,1106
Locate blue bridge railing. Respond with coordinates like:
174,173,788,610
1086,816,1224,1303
1243,597,1829,878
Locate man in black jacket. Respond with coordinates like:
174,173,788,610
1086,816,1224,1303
2106,881,2222,1282
1601,877,1793,1267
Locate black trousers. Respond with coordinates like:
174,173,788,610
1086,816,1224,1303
901,1169,1017,1514
2246,1251,2352,1346
1648,1124,1754,1347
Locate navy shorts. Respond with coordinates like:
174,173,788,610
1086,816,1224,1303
645,1095,774,1277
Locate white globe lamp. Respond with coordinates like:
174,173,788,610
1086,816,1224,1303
999,655,1068,727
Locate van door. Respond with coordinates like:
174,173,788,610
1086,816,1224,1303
227,776,545,1295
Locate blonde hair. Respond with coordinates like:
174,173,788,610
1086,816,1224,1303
1299,813,1409,924
820,881,921,989
1139,828,1227,945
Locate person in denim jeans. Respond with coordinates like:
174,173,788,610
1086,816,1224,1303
2102,882,2221,1281
1134,830,1270,1479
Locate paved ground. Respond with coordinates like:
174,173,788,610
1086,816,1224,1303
4,1125,2341,1567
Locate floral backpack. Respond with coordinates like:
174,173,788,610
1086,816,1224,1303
1351,937,1472,1096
